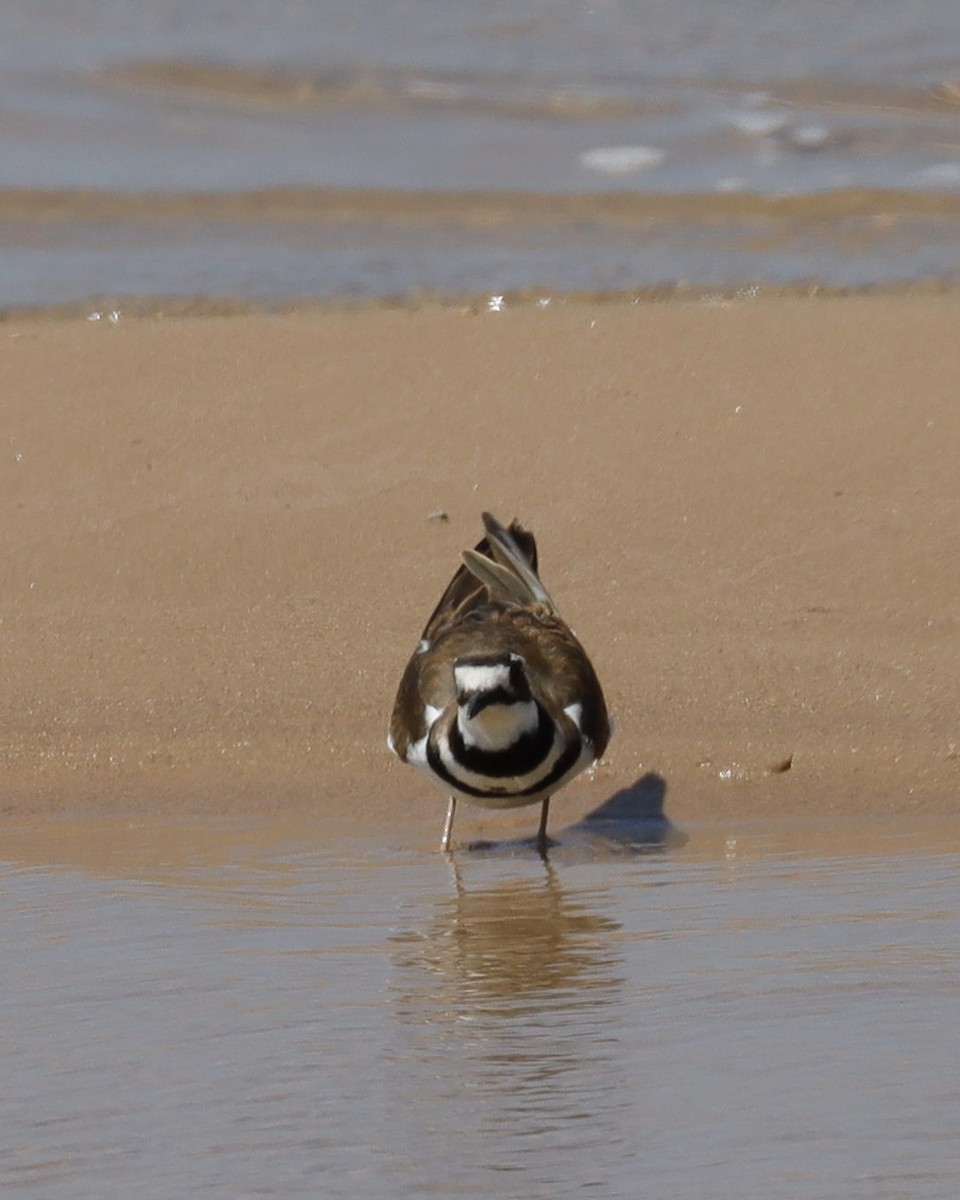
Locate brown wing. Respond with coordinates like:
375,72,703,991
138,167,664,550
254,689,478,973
506,607,611,758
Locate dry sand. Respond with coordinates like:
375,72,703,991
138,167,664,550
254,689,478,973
2,296,958,842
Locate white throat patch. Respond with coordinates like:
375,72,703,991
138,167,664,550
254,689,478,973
457,698,539,752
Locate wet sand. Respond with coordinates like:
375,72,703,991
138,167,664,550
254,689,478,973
3,296,959,838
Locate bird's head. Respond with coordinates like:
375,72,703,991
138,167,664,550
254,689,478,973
453,652,539,751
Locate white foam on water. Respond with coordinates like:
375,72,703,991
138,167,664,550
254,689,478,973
578,145,665,174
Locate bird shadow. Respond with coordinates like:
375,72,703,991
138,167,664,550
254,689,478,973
464,771,685,858
569,771,686,853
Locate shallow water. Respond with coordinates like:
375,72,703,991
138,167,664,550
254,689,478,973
3,816,959,1199
5,0,960,303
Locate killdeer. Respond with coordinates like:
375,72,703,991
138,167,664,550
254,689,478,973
388,512,610,852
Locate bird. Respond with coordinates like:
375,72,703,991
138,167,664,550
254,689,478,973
388,512,610,852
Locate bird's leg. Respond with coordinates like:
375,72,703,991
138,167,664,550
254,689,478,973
535,796,551,856
441,795,457,852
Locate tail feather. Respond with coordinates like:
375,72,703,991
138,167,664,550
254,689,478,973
462,512,556,610
461,548,535,604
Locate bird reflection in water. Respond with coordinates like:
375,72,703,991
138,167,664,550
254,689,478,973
387,855,637,1183
391,773,678,1024
383,772,684,1178
410,860,623,1016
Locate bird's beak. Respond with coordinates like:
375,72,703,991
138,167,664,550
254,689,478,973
465,693,485,720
